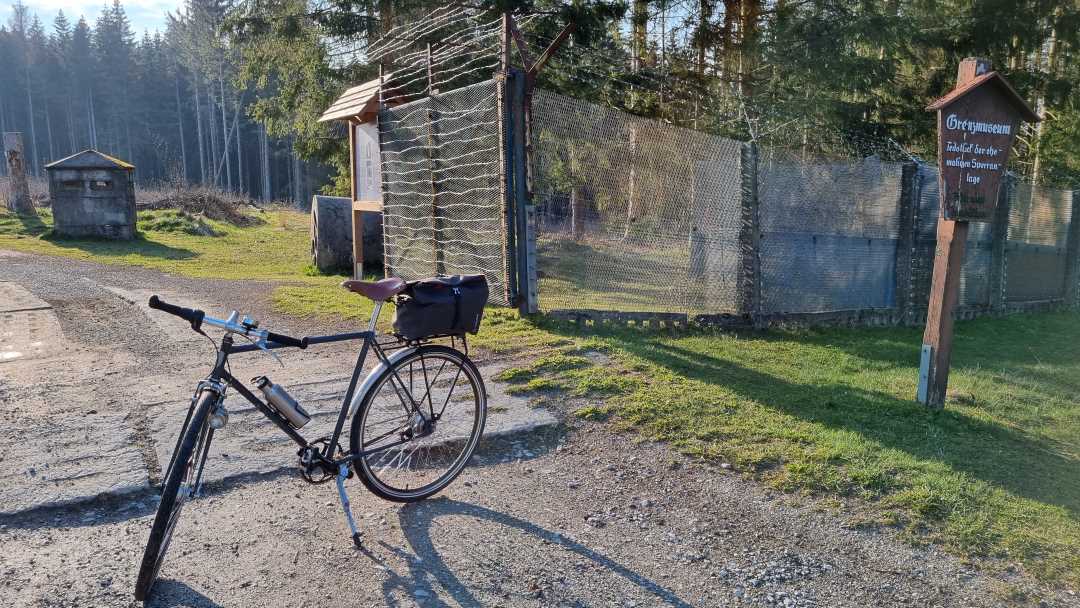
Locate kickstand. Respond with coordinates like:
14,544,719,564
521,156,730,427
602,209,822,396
335,463,363,548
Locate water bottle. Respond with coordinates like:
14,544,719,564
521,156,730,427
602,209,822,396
252,376,311,428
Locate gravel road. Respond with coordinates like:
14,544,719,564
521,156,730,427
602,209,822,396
0,250,1074,607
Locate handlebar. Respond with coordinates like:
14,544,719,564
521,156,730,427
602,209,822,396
148,295,204,330
148,295,307,349
266,331,307,349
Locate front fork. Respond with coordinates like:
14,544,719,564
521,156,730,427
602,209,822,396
190,379,227,498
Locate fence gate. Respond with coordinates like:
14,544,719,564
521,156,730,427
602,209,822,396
378,80,514,306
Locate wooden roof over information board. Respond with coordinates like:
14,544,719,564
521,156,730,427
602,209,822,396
318,76,393,124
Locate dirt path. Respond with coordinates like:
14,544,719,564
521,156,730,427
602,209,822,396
0,251,1069,607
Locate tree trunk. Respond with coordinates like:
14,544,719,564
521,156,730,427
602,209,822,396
1032,6,1062,184
260,123,271,201
87,87,98,149
194,78,206,184
739,0,761,96
44,106,54,164
292,142,302,207
697,0,714,75
207,78,219,188
721,0,738,81
66,100,76,155
3,132,36,215
219,74,232,192
631,0,649,72
235,94,244,195
24,59,39,176
174,67,188,184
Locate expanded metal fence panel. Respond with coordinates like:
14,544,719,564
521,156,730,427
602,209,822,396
757,153,902,313
531,88,743,314
379,79,509,305
1005,184,1073,302
914,165,994,308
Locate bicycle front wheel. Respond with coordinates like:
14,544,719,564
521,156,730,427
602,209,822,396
134,389,216,601
350,345,486,502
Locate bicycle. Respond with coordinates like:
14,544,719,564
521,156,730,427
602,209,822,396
134,277,488,601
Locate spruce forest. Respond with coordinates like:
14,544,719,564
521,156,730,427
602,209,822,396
1,0,1078,204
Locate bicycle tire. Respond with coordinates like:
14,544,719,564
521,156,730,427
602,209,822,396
350,345,486,502
134,389,216,601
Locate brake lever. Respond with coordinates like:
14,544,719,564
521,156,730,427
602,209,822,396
246,330,285,368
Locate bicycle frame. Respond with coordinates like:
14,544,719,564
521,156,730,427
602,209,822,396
195,302,421,473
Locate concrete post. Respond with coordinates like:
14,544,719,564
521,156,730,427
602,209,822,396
3,133,35,215
1062,189,1080,308
738,142,762,324
895,162,920,323
988,175,1014,313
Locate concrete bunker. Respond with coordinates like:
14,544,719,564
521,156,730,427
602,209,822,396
46,150,136,240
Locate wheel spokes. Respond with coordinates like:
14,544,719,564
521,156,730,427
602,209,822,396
360,352,482,495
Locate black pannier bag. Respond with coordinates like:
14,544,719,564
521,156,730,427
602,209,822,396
392,274,489,340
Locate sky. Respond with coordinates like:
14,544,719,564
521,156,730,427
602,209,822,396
2,0,182,35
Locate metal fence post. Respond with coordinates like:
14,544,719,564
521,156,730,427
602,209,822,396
989,174,1014,313
510,69,538,314
895,162,920,324
738,142,762,325
1062,189,1080,308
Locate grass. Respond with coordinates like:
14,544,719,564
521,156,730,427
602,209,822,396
492,316,1080,587
2,205,1079,589
0,207,315,281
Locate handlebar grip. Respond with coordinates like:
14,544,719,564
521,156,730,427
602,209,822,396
148,295,205,330
266,331,307,349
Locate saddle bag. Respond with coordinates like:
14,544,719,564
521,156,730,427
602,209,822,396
392,274,489,340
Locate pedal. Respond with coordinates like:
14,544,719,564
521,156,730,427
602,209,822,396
298,440,341,484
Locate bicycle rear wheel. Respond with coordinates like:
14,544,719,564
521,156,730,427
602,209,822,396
134,389,216,601
350,345,486,502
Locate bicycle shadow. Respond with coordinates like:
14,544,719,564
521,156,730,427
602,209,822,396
145,579,224,608
374,497,692,607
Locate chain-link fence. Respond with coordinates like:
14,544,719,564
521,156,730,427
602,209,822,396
913,165,996,309
378,79,511,305
1005,183,1074,303
757,152,903,314
531,88,743,315
526,87,1079,324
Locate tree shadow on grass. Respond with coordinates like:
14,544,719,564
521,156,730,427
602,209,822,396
525,313,1079,519
41,231,196,260
0,211,50,237
774,314,1080,410
601,332,1080,518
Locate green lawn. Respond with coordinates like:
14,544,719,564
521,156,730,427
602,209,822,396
2,206,1078,589
0,207,319,281
482,314,1080,588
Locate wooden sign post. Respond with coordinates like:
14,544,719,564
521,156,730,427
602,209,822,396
918,58,1039,408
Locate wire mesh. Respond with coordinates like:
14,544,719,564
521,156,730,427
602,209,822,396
914,165,994,308
328,5,504,101
379,79,509,305
1005,184,1073,302
757,151,903,314
531,88,743,314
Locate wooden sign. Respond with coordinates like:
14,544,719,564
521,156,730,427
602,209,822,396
917,58,1039,409
927,58,1040,221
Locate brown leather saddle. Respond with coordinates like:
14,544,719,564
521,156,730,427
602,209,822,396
340,277,407,301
